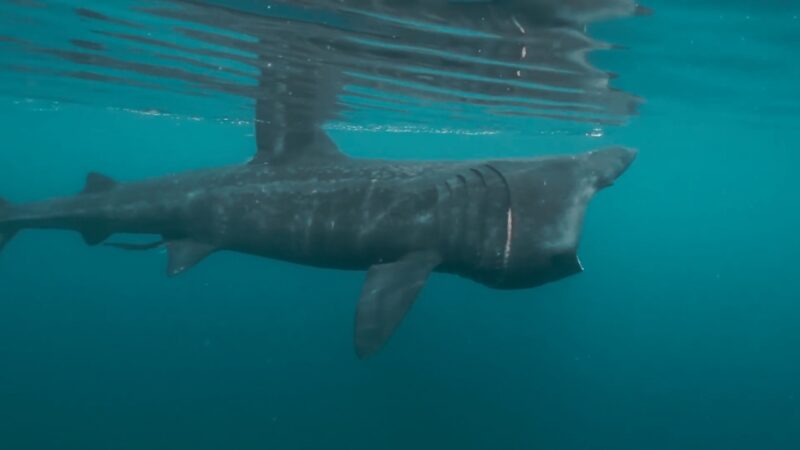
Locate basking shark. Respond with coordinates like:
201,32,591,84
0,128,635,357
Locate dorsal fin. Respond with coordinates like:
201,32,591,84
82,172,117,194
250,43,346,166
250,122,346,166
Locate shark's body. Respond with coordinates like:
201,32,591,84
0,132,635,357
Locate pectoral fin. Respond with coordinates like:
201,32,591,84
166,240,216,277
355,250,442,359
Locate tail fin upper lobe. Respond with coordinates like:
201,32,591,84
0,197,18,252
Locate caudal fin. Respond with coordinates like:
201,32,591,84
0,197,18,252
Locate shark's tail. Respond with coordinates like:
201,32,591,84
0,197,18,253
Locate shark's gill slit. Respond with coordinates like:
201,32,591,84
469,168,488,188
504,207,513,267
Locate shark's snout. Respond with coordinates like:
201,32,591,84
585,146,637,188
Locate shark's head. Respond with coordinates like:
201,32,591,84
468,147,636,289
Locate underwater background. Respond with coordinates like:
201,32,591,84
1,1,799,449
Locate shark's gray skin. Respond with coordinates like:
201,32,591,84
0,133,635,357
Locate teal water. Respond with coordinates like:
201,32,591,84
1,1,799,449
